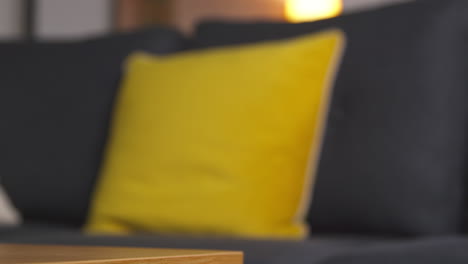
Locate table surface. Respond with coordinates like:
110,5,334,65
0,244,243,264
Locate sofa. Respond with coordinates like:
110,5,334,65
1,0,468,263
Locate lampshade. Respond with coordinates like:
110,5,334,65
285,0,342,23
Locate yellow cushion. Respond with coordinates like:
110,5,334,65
86,30,345,239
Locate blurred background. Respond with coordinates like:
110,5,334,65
0,0,410,41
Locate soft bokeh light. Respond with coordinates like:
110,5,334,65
285,0,342,23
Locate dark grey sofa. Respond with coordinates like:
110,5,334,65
1,0,468,263
0,225,467,264
0,225,398,264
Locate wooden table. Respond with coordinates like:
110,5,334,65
0,244,243,264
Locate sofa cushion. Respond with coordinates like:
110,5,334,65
0,27,187,227
0,227,465,264
321,237,468,264
0,228,398,264
86,30,344,239
195,0,468,236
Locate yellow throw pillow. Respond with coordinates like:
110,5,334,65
86,30,345,239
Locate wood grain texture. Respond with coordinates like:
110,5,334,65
0,244,243,264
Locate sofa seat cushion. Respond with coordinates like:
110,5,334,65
0,228,402,264
322,237,468,264
2,230,467,264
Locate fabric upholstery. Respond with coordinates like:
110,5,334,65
321,238,468,264
0,27,187,227
0,226,398,264
195,0,468,236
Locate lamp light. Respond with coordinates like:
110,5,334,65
285,0,342,23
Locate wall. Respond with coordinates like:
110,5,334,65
343,0,410,12
0,0,23,39
35,0,113,40
0,0,112,41
170,0,412,33
0,0,412,40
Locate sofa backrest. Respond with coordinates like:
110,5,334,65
195,0,468,236
0,27,188,227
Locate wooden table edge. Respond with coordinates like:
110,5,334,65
0,244,243,264
33,252,243,264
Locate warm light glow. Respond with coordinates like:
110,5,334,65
285,0,342,23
